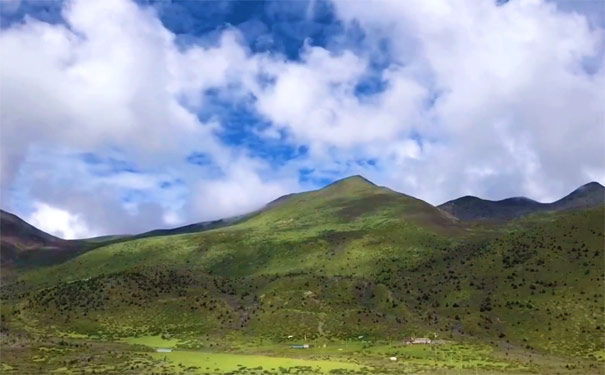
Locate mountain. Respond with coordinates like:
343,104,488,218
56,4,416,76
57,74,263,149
438,181,604,221
242,175,459,232
0,210,80,274
0,211,247,278
131,215,246,240
550,181,605,210
1,176,604,374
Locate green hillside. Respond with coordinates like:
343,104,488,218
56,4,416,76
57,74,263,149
1,176,603,374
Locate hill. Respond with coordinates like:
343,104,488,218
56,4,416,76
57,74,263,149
0,210,85,279
0,210,249,279
1,176,604,374
438,181,604,221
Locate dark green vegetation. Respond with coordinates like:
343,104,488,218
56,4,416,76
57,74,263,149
1,176,604,374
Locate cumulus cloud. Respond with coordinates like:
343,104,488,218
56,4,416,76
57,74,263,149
0,0,288,235
193,163,298,221
1,0,603,237
0,0,249,179
329,0,605,203
254,46,428,151
28,201,95,239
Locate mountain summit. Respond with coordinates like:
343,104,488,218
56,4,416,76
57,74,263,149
550,181,605,211
247,174,457,233
323,175,377,188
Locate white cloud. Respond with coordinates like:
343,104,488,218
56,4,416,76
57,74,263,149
0,0,266,184
28,201,96,239
192,160,298,221
1,0,604,236
162,210,184,227
254,46,428,150
0,0,292,234
329,0,605,203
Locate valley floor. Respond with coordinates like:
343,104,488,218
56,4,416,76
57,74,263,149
2,331,603,374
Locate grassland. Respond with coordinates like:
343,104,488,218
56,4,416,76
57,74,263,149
1,177,603,374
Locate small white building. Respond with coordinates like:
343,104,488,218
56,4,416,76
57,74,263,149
405,337,432,345
389,356,398,361
156,348,172,353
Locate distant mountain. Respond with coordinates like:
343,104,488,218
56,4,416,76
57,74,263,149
550,181,605,211
133,216,246,239
438,181,604,221
0,210,82,277
0,209,62,249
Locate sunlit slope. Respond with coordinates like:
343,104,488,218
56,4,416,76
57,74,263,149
18,176,459,285
243,175,458,231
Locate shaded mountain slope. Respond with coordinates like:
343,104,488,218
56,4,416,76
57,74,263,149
0,212,247,277
130,214,248,240
0,209,62,250
0,210,82,274
550,181,605,210
438,181,604,221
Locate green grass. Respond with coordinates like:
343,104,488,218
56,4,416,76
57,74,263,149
121,334,180,348
151,351,363,373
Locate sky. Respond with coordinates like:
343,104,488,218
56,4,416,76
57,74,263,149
0,0,604,239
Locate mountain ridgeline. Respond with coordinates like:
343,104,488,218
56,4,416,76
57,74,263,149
438,181,605,221
1,176,604,374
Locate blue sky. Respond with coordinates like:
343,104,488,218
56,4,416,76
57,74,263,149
1,0,604,238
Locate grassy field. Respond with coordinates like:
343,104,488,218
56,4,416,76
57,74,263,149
2,330,601,374
1,177,603,374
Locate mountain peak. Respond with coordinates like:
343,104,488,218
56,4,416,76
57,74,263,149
551,181,604,210
575,181,604,192
557,181,604,201
324,175,376,189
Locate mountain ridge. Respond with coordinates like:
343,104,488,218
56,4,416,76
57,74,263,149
2,177,602,281
438,181,604,221
2,178,603,245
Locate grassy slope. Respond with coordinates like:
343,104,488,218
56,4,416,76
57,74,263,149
1,176,603,373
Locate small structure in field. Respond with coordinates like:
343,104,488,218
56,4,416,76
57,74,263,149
156,348,172,353
389,356,397,361
404,337,432,345
290,344,310,349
